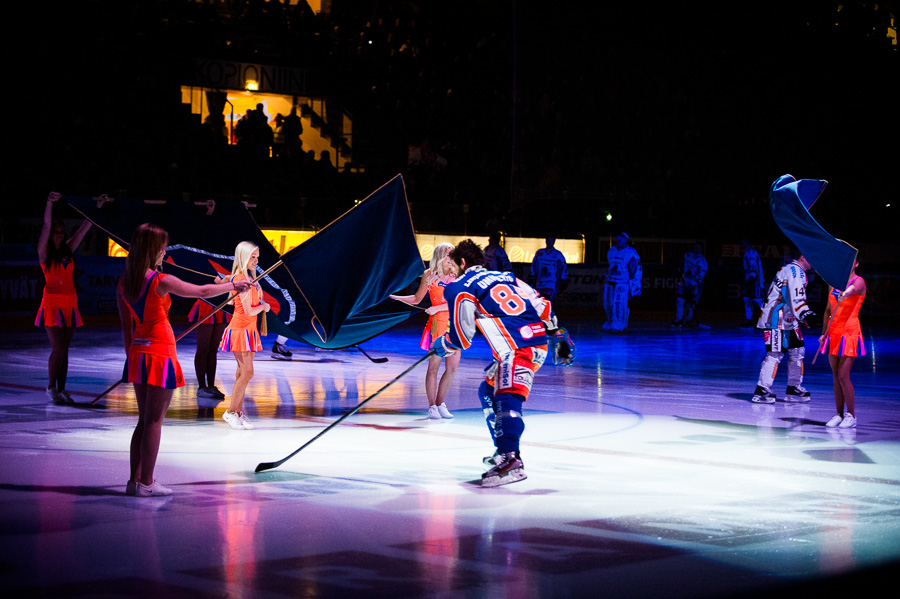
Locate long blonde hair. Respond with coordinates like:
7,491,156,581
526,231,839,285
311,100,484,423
429,242,454,277
231,241,259,278
122,223,168,303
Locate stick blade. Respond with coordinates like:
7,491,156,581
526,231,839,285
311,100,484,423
255,461,280,473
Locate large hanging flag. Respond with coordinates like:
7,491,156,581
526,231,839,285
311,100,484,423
769,174,857,290
66,175,423,348
273,175,425,348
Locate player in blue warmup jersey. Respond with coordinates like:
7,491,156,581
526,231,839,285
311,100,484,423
432,239,567,487
530,237,568,301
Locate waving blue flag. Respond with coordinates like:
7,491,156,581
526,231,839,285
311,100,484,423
769,174,857,290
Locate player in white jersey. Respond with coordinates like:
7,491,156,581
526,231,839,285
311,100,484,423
751,252,816,403
603,232,641,332
672,242,708,327
530,237,568,301
741,240,765,327
433,239,563,487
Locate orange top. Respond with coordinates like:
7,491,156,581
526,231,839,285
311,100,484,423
827,276,865,336
428,278,447,306
121,272,175,356
41,260,77,297
228,273,261,329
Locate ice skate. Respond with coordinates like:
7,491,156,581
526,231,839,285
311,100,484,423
751,385,776,404
483,450,501,468
481,452,527,487
271,342,292,360
783,385,810,403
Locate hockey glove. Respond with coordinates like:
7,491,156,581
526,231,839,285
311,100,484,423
798,309,818,329
431,334,457,358
546,328,576,366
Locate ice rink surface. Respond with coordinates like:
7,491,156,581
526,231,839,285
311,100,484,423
2,313,898,598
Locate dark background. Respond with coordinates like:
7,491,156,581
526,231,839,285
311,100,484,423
14,0,899,249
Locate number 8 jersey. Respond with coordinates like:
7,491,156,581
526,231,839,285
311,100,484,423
443,266,552,357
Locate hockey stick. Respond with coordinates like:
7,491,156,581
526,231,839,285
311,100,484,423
356,345,389,363
255,350,435,472
812,297,841,365
91,377,123,406
91,261,283,405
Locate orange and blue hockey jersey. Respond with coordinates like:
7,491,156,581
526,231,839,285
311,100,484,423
443,266,553,358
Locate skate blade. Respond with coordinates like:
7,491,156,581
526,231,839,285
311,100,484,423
481,469,527,488
271,355,293,361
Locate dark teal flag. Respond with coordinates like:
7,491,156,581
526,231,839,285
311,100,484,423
66,175,423,348
769,174,857,291
276,174,425,348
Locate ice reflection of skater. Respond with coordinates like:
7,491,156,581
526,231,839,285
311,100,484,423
37,191,93,404
118,224,249,496
391,242,459,419
820,257,866,429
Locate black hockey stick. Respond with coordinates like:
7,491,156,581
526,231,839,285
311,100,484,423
91,376,124,406
356,345,389,363
255,350,435,473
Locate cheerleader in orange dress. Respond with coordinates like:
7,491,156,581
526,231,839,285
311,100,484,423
819,259,866,429
36,191,93,404
219,242,270,430
390,242,460,419
117,224,249,497
189,292,230,400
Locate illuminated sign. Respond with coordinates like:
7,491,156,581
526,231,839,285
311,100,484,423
414,234,583,264
108,230,584,264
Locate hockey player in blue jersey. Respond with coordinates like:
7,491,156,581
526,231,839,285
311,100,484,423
530,237,568,301
672,242,708,327
432,239,564,487
483,231,512,272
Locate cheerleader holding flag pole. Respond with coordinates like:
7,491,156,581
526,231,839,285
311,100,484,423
92,257,282,405
116,224,253,496
767,174,864,428
818,258,866,429
218,242,274,430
